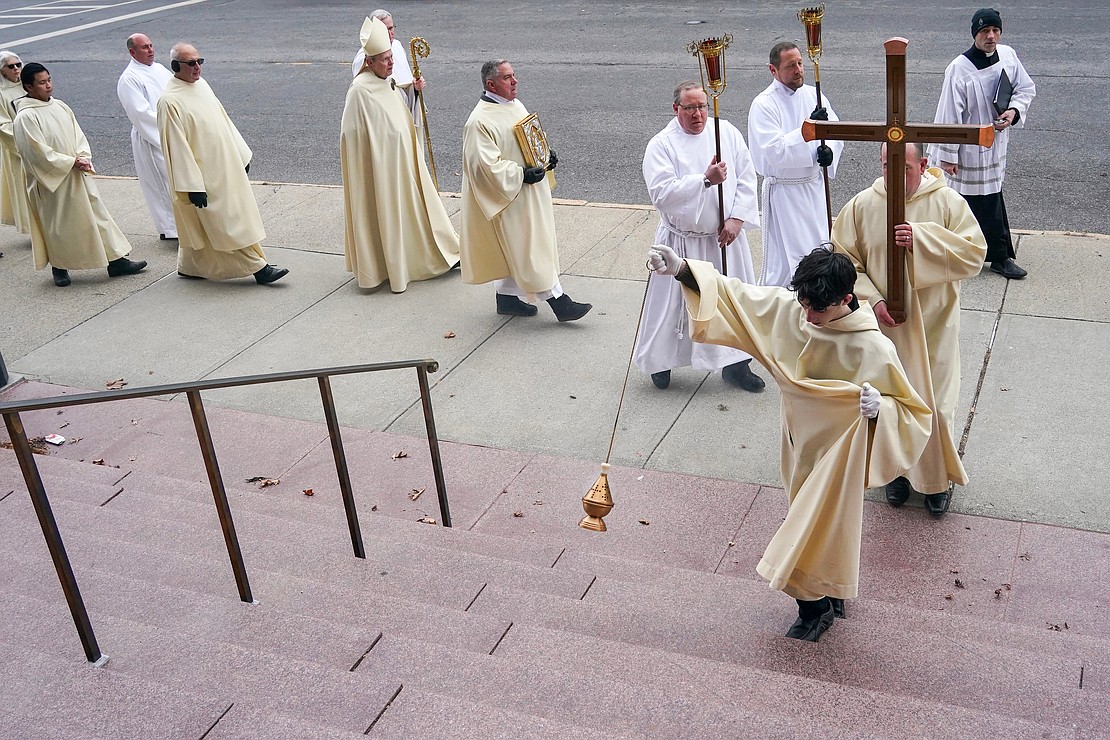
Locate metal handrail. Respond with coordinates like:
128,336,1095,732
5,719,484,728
0,359,452,665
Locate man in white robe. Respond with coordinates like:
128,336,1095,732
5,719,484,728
748,41,843,287
460,59,591,321
157,43,286,284
117,33,176,240
0,50,31,234
351,8,424,129
341,16,458,292
634,81,763,391
647,244,930,642
833,143,987,516
929,7,1035,280
13,63,146,287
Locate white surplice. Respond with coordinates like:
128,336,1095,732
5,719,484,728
928,45,1035,196
634,117,760,376
117,58,176,238
747,80,842,287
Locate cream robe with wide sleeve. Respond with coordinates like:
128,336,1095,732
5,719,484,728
13,97,131,270
157,77,266,279
0,77,31,233
682,259,931,600
460,99,559,294
833,169,986,493
340,71,458,291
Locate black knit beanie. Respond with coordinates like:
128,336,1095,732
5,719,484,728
972,8,1002,35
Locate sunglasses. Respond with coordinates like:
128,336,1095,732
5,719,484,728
4,62,22,69
180,58,204,67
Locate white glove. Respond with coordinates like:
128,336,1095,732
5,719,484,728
647,244,684,276
860,382,881,419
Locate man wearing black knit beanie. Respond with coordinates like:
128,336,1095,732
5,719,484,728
929,8,1036,280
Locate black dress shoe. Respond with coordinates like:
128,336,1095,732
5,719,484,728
651,370,671,389
989,258,1027,280
547,293,592,322
177,271,205,280
254,264,289,284
829,597,845,619
106,257,147,277
159,234,178,241
924,490,951,516
51,267,71,287
722,360,765,392
785,597,836,642
496,293,537,316
885,476,912,506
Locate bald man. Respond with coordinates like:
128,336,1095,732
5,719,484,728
117,32,176,240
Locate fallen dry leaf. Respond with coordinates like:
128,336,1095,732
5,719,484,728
244,476,268,483
391,450,408,460
68,437,82,445
303,488,315,497
638,519,651,525
105,378,127,390
512,510,524,517
92,458,106,466
416,516,437,525
994,588,1004,599
1000,387,1009,392
59,422,69,429
257,478,280,488
949,568,960,574
1018,552,1031,561
129,457,136,462
532,500,543,506
1,438,51,455
954,578,965,589
409,487,426,501
944,594,954,600
443,331,456,339
371,505,378,512
717,403,729,411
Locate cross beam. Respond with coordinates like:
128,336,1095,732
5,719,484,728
801,37,994,323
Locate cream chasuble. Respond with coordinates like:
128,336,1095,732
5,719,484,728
13,97,131,270
117,58,176,237
158,77,266,279
833,169,986,494
460,98,559,294
340,71,458,291
0,77,31,233
351,40,421,136
682,259,931,599
635,117,759,375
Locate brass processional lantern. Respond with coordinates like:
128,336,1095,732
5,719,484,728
686,34,733,274
798,4,834,231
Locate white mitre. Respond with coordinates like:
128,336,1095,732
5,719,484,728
360,16,390,57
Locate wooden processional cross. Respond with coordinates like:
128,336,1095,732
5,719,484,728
801,37,995,323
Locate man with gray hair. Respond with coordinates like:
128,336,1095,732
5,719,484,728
351,8,424,127
633,80,763,392
117,32,176,240
0,50,31,234
459,59,590,321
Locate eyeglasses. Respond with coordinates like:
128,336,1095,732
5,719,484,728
180,58,204,67
678,103,709,112
4,62,22,69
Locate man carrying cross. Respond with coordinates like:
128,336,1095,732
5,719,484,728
832,142,985,515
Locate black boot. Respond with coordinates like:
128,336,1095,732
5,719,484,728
496,293,537,316
547,294,592,322
651,370,671,389
254,264,289,284
785,597,835,642
989,258,1027,279
51,267,71,287
722,359,765,392
829,597,846,619
885,476,912,506
106,257,147,277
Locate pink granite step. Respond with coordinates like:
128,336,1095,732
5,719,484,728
466,582,1099,734
357,633,848,739
0,593,403,734
196,702,370,739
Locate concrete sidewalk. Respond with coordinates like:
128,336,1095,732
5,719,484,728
2,176,1108,533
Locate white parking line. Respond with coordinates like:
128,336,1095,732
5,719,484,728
1,0,209,46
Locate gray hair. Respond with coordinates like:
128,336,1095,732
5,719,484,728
169,42,195,61
370,9,392,23
125,33,145,50
0,50,19,67
481,59,509,86
769,41,799,67
673,81,703,106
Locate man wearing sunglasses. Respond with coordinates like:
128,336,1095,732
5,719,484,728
0,50,31,235
117,33,176,241
157,43,287,284
12,63,146,287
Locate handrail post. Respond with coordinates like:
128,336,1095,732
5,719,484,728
185,391,254,603
3,411,106,665
317,376,365,558
416,365,451,527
